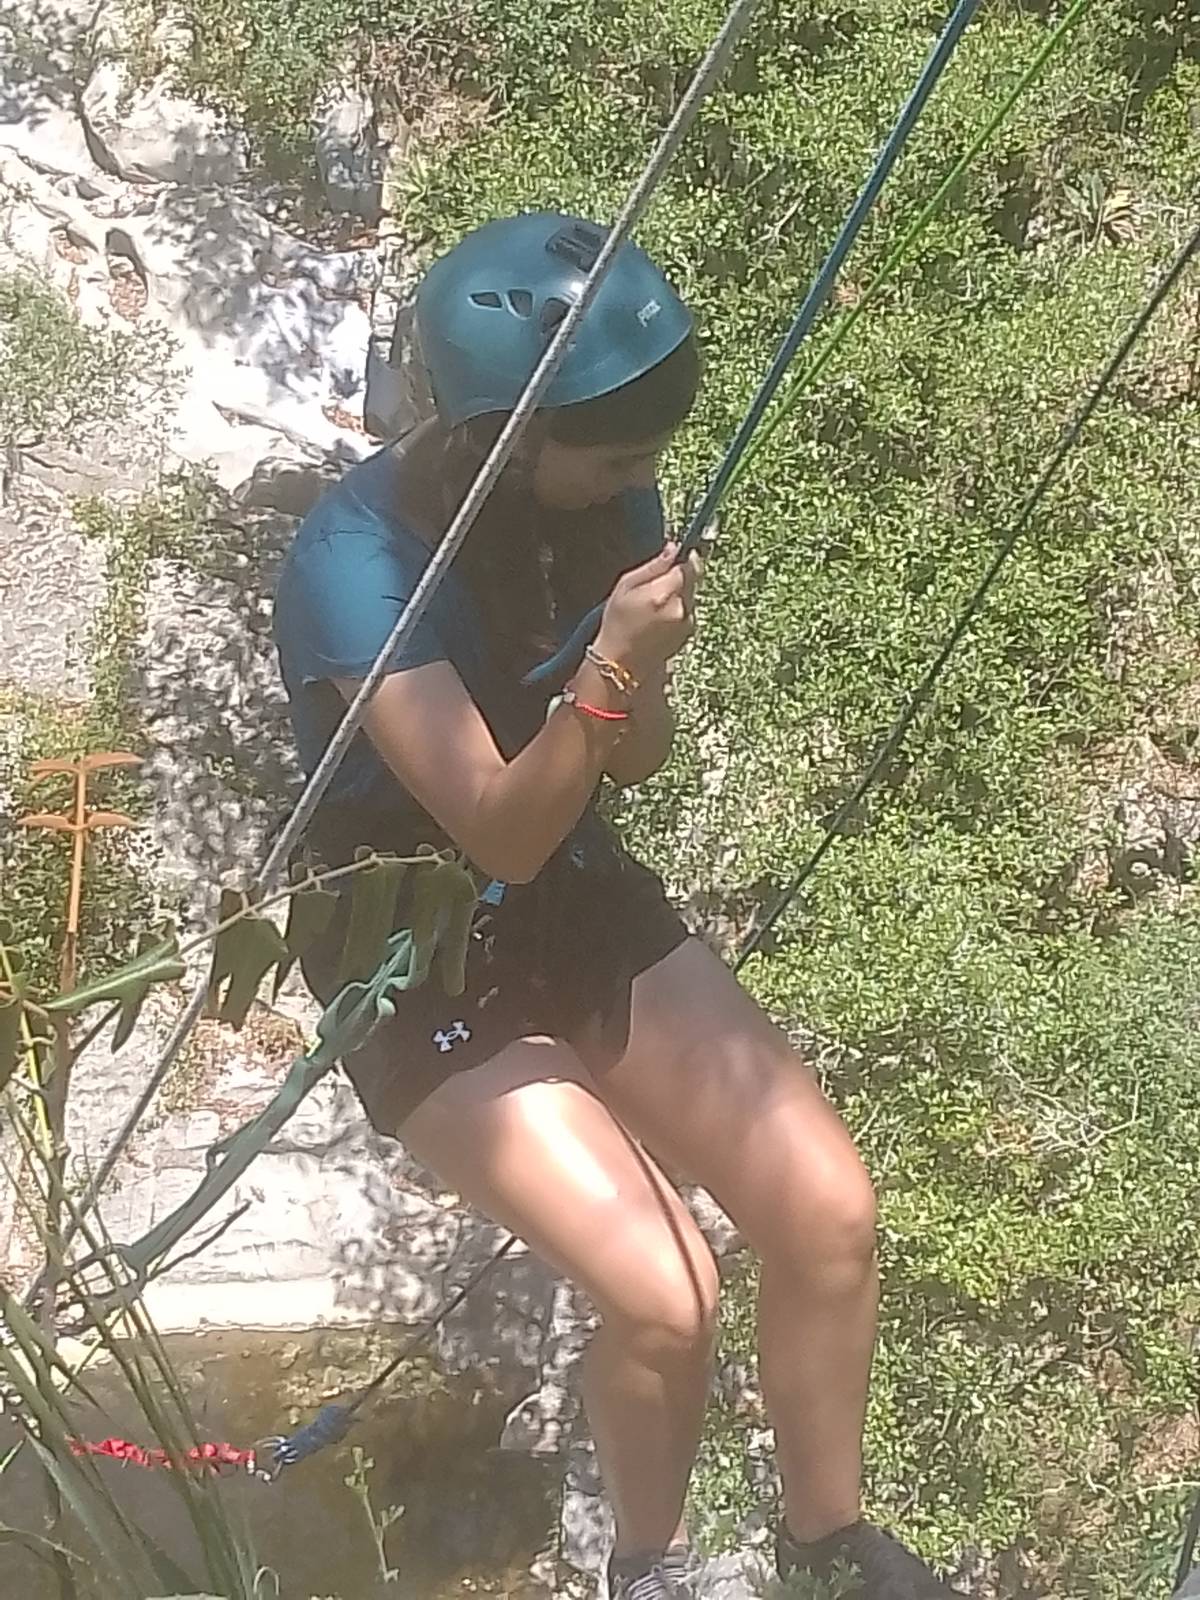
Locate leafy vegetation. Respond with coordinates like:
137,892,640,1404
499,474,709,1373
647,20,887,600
6,0,1200,1594
0,272,173,446
0,275,216,991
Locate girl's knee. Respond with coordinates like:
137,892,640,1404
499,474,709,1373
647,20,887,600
820,1156,878,1269
601,1227,721,1359
623,1280,720,1363
754,1144,878,1285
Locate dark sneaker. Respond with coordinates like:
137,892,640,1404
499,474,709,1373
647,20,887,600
608,1553,686,1600
776,1519,959,1598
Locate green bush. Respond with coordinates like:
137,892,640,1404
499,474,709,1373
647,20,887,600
0,272,170,444
0,275,209,992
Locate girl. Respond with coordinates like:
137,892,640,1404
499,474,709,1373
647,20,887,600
272,212,954,1600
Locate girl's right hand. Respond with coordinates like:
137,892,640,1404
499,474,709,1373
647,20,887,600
594,542,699,675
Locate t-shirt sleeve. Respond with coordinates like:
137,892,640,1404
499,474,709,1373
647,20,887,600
277,525,449,684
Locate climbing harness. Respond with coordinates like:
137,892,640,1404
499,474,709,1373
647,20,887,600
526,0,984,687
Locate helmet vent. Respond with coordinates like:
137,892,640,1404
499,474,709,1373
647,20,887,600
507,288,534,318
539,296,570,337
546,221,606,272
470,291,503,309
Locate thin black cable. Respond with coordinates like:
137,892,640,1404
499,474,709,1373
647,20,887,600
1176,1482,1200,1592
734,217,1200,974
1172,1391,1200,1591
263,1234,520,1472
350,1234,520,1414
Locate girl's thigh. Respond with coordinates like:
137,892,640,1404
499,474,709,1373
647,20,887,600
593,940,876,1257
400,1036,719,1333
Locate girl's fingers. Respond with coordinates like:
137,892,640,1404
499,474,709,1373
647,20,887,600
627,541,680,586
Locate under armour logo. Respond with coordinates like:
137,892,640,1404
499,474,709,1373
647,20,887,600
637,298,661,326
433,1021,471,1053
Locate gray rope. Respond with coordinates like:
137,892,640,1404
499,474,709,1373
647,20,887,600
51,0,762,1267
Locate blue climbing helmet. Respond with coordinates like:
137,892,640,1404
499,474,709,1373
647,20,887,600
414,211,694,428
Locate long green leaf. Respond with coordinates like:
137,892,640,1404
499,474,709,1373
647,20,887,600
272,861,337,996
407,854,471,985
334,848,408,988
1,1305,215,1597
117,1050,335,1277
0,1523,82,1568
0,1293,107,1414
0,965,30,1092
0,1331,160,1588
24,1433,169,1595
206,891,288,1029
43,928,186,1050
57,1198,264,1597
62,874,478,1305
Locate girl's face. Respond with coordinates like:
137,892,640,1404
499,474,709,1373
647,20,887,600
531,433,673,511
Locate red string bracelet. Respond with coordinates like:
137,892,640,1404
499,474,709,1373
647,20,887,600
549,688,630,724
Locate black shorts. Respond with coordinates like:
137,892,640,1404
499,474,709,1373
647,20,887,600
298,811,688,1132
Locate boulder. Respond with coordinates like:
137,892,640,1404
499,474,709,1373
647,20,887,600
80,55,248,187
0,499,106,700
314,82,383,221
234,452,341,518
0,0,106,178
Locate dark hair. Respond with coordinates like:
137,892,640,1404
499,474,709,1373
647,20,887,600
401,336,700,680
547,333,701,447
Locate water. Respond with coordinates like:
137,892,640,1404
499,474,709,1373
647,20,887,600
0,1326,559,1598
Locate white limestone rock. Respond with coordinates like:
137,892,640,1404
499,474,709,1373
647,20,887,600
314,81,383,221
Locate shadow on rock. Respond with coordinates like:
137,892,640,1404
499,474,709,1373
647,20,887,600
130,492,305,911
